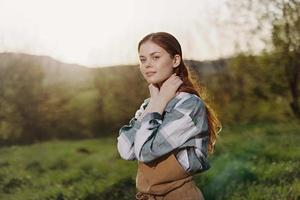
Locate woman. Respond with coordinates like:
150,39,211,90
117,32,222,200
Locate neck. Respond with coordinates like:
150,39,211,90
157,82,163,89
154,82,180,96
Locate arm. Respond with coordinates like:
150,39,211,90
189,146,211,173
177,124,211,174
134,96,209,163
117,99,149,160
118,74,182,161
176,146,210,175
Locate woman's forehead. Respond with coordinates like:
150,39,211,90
139,41,167,56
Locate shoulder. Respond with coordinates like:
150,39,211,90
177,92,204,105
175,92,208,131
174,92,205,112
138,92,205,114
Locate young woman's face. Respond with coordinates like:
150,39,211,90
138,41,179,86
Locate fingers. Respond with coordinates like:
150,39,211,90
148,83,160,98
170,75,182,83
175,78,183,87
148,83,158,89
161,73,183,88
168,73,180,81
173,75,183,86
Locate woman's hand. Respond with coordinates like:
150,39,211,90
148,83,160,100
158,73,183,103
137,84,160,121
139,73,183,118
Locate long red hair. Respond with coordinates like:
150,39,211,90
138,32,222,155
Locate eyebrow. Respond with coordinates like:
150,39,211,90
139,51,161,58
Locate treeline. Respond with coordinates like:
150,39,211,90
0,54,149,145
0,0,299,146
0,38,298,146
202,53,295,124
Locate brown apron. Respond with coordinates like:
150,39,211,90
135,150,205,200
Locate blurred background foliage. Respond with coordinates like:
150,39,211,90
0,47,297,145
0,0,299,145
0,0,299,199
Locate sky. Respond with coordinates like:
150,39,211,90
0,0,263,67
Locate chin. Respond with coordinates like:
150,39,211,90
147,79,161,85
145,75,166,85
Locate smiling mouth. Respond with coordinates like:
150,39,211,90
146,72,156,77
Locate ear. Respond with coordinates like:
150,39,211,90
172,54,181,68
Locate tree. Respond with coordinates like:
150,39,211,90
271,0,300,118
227,0,300,119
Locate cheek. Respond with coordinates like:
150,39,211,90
157,60,174,74
139,65,146,74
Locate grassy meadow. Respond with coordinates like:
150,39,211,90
0,121,299,200
1,1,299,199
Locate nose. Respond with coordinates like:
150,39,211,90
144,59,153,68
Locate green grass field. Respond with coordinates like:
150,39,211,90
0,121,299,200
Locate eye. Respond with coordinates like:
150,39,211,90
140,58,146,63
153,56,160,60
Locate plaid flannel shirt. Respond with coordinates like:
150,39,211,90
117,92,210,174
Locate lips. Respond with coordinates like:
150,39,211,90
146,72,156,77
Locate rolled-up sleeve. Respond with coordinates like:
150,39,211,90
176,145,210,175
134,96,209,163
186,145,210,174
